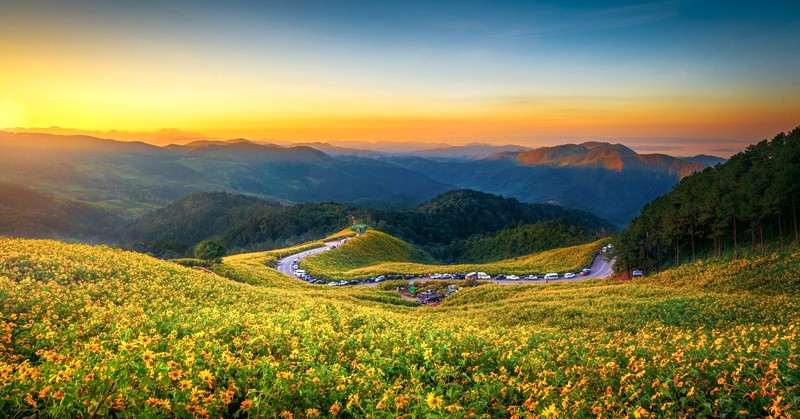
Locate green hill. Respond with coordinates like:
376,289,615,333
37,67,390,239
301,230,435,277
299,228,601,280
2,237,799,416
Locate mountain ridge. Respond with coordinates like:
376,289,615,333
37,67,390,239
496,142,705,178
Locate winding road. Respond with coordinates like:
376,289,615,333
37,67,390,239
276,241,616,286
276,245,330,277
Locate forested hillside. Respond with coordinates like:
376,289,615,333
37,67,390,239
449,218,600,263
126,193,353,256
125,189,611,261
0,183,128,242
363,189,610,261
615,127,800,274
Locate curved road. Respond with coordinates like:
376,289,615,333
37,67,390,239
276,246,329,277
276,243,615,285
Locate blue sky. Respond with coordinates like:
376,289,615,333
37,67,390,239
2,0,799,155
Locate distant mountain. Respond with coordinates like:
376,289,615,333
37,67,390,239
322,140,452,153
385,142,717,226
0,132,452,212
295,142,386,158
679,154,727,167
498,142,704,178
2,127,216,146
401,142,533,161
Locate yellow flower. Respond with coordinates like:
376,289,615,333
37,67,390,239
168,369,182,381
425,392,442,410
346,393,360,409
240,399,253,411
541,404,558,417
142,350,156,366
306,408,321,417
329,403,341,416
198,369,213,381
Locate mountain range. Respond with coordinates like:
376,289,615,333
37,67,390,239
0,130,724,228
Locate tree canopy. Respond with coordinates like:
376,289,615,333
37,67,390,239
615,127,800,274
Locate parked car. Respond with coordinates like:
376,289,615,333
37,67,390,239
632,269,644,277
477,272,491,280
328,281,338,286
495,274,506,280
405,274,414,279
523,275,539,280
564,272,576,279
507,275,520,280
581,268,591,275
544,273,559,280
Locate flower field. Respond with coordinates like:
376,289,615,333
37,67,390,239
2,237,800,417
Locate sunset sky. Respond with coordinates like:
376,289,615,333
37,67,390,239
2,0,799,155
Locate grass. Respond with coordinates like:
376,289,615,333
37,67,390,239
1,237,799,417
304,233,603,280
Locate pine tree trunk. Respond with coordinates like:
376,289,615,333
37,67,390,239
657,241,662,272
733,218,738,260
751,223,756,251
794,196,798,244
675,236,680,267
760,223,765,257
779,213,784,251
691,231,696,262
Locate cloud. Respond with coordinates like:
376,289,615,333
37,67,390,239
489,0,680,39
712,148,738,153
629,145,685,152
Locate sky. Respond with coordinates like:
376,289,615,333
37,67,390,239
2,0,799,156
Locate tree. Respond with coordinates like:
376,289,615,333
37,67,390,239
194,240,227,262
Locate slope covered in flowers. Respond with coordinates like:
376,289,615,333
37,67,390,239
1,238,800,417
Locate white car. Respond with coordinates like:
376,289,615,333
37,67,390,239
544,273,559,280
477,272,491,280
507,275,520,280
564,272,576,279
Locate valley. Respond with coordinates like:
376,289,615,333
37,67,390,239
1,127,799,416
4,1,799,415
